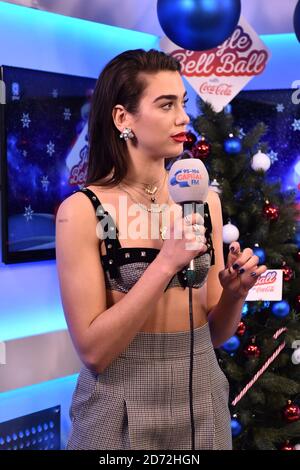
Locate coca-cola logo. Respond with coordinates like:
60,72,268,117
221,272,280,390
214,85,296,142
199,82,233,96
170,26,268,78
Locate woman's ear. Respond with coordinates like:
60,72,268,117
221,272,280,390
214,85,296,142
112,104,130,132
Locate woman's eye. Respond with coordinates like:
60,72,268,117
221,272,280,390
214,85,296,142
162,99,189,110
162,102,173,110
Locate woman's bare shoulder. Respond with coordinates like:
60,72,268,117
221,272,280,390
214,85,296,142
207,189,221,211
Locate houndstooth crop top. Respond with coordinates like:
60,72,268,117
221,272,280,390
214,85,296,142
74,187,215,293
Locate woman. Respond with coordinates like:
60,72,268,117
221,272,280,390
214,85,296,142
56,49,267,450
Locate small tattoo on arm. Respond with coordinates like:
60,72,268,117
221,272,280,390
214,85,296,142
58,218,68,222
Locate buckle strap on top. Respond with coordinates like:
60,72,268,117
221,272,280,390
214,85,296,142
73,187,121,278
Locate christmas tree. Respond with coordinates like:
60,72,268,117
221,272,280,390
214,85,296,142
186,98,300,450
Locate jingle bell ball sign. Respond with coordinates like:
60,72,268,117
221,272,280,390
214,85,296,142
160,16,271,112
246,270,283,302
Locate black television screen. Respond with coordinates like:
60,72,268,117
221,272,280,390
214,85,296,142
0,65,96,263
231,88,300,247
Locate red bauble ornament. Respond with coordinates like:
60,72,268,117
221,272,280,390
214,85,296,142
282,264,294,282
191,137,211,159
236,321,246,336
183,131,197,151
244,338,261,358
283,400,300,423
263,202,279,221
280,440,295,450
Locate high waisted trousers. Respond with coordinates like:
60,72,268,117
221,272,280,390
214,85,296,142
66,322,232,450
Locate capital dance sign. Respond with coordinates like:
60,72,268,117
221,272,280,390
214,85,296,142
160,16,271,112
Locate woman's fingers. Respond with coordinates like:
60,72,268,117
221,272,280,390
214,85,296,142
227,263,267,279
227,241,241,267
228,247,254,271
235,255,260,275
184,212,204,226
245,264,267,279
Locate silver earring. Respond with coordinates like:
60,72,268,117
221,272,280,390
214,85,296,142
119,127,134,141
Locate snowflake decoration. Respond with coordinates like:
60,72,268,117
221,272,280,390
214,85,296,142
63,108,72,120
21,113,31,128
41,175,50,191
24,205,34,221
276,103,284,112
46,141,55,156
238,128,246,139
22,150,27,157
52,89,58,98
268,150,278,164
291,118,300,131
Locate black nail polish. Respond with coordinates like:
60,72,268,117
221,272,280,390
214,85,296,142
238,268,245,274
233,263,239,270
251,272,257,277
230,246,235,252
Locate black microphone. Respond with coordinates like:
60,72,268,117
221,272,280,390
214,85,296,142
167,158,209,285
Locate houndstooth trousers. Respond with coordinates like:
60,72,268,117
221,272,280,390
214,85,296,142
66,322,232,450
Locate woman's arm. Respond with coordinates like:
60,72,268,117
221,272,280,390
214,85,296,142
205,190,267,348
205,190,247,348
56,192,175,375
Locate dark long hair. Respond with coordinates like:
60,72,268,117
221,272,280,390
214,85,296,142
85,49,181,188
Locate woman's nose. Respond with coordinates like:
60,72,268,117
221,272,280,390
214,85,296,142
176,107,190,126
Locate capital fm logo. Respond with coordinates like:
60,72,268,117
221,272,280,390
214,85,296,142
170,169,203,188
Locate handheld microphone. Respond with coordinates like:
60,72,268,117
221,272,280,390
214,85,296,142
167,158,209,285
167,157,209,451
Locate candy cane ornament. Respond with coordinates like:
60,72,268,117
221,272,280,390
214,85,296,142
231,327,287,407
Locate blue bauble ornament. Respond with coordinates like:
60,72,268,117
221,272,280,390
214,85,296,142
242,302,249,317
221,335,240,352
223,134,242,154
157,0,241,51
224,104,232,114
272,300,290,318
294,1,300,43
231,418,242,437
253,246,266,264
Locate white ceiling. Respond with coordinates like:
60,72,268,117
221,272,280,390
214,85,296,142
3,0,299,36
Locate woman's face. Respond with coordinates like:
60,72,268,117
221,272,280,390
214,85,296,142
130,70,190,158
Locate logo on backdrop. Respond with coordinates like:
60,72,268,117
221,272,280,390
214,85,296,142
160,16,271,112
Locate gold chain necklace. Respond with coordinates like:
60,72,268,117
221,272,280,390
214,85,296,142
119,185,170,240
119,171,170,239
119,183,170,213
122,170,167,203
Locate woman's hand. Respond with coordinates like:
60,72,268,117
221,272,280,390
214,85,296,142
218,241,267,299
157,212,208,274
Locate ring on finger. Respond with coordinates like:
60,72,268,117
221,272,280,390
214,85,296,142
195,234,205,243
192,223,202,231
184,215,192,225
